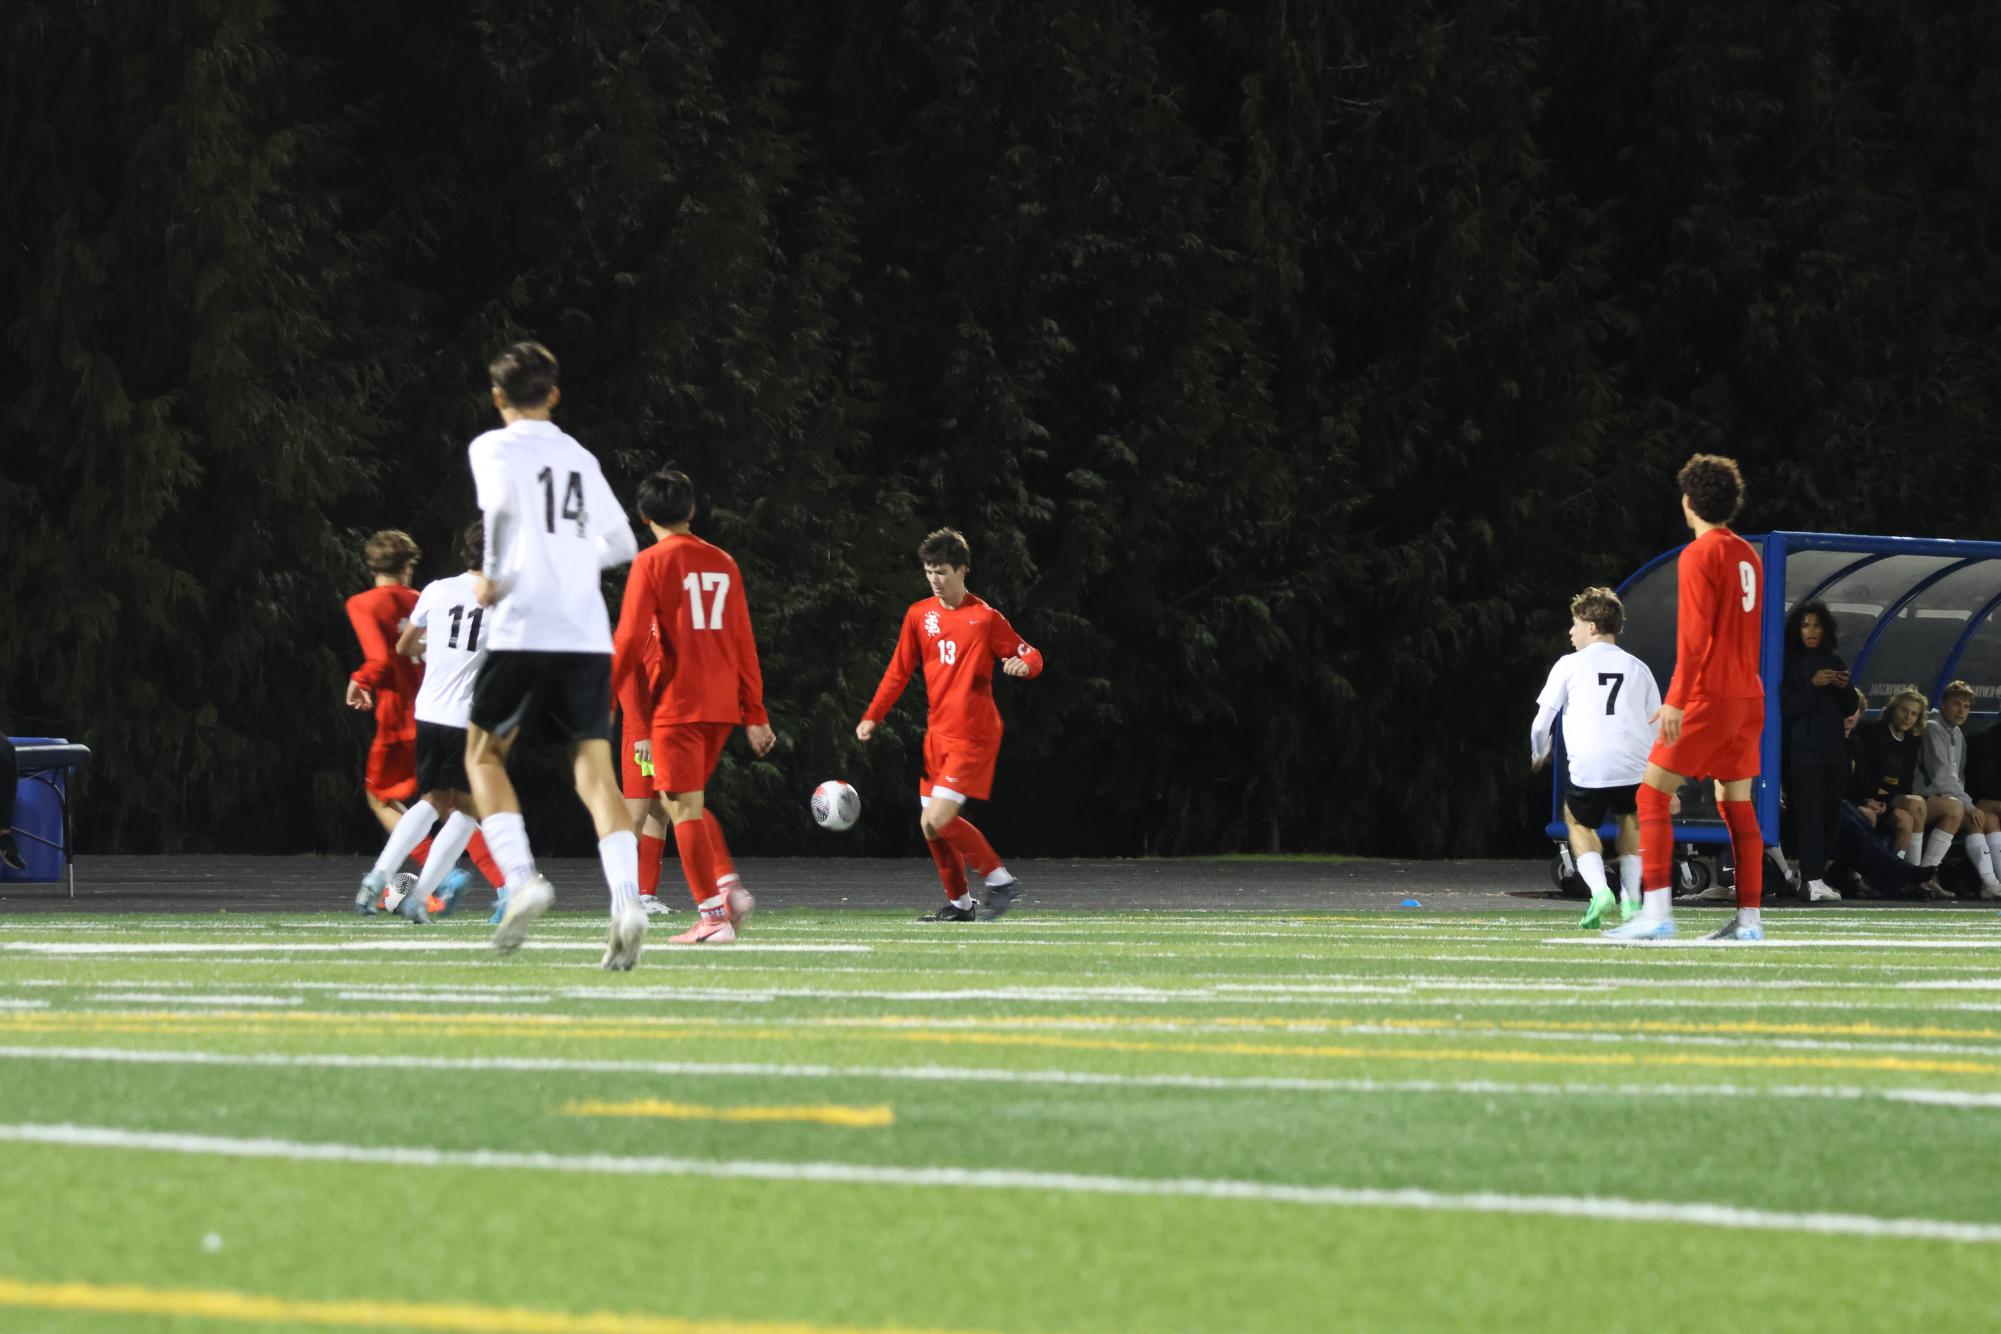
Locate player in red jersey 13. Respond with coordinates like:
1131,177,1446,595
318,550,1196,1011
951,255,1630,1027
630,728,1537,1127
1608,454,1768,943
611,469,775,945
858,528,1044,921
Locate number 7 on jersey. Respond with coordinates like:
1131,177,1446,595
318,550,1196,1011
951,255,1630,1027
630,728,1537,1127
682,572,731,631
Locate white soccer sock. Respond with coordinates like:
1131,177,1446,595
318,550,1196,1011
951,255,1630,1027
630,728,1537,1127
598,830,639,912
1898,828,1921,861
1966,832,1997,884
481,812,536,890
1641,887,1672,920
1986,832,2001,881
1921,828,1954,868
1739,907,1762,928
1617,855,1642,905
985,867,1017,888
415,811,479,897
1575,852,1610,896
372,800,438,878
950,892,975,911
697,892,727,919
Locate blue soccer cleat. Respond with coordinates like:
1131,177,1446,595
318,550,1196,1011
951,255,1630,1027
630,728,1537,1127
435,867,477,917
1604,914,1677,942
1702,919,1764,943
488,887,509,926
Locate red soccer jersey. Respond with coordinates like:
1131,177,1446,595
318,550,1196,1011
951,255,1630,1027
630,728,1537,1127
864,593,1044,747
1666,526,1764,707
612,533,767,728
613,616,665,732
345,585,422,740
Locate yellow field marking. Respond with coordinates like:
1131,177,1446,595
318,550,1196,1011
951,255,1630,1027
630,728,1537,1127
4,1011,2000,1079
0,1275,977,1333
562,1099,893,1128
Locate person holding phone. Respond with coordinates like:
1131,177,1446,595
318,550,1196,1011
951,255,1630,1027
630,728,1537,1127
1780,600,1853,903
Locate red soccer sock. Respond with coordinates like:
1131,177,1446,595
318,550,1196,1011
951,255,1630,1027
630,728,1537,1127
703,811,739,888
1637,783,1674,894
410,837,433,866
940,817,1001,879
673,820,720,907
927,838,969,899
466,832,506,890
1721,799,1764,909
638,833,668,897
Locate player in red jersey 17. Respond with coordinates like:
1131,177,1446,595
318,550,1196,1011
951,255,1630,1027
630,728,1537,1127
611,469,775,945
858,528,1044,921
1608,454,1769,943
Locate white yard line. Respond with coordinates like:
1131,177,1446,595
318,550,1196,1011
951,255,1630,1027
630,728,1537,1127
0,941,870,957
2,1121,1997,1243
6,1045,2001,1110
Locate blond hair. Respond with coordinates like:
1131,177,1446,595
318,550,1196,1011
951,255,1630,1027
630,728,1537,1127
363,529,420,574
1568,587,1624,636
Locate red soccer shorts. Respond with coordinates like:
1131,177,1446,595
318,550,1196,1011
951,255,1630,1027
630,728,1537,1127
364,732,417,803
1649,696,1763,782
620,719,653,800
650,721,733,795
921,733,997,804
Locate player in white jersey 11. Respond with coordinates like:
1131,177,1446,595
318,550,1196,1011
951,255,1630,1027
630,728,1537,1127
460,342,648,969
352,520,493,921
1530,586,1662,930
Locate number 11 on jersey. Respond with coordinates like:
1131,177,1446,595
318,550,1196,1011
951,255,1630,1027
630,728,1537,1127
683,572,731,630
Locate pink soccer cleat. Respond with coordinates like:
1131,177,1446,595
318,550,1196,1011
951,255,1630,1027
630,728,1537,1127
669,916,737,945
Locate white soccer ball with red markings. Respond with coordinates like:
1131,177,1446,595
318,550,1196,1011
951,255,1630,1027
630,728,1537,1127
811,780,861,832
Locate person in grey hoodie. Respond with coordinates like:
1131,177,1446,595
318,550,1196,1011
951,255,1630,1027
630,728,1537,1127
1915,680,2001,897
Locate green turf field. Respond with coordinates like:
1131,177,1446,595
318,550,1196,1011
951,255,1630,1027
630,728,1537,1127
2,905,2000,1331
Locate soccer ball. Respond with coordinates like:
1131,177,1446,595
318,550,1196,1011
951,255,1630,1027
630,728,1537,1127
811,780,861,832
379,872,420,913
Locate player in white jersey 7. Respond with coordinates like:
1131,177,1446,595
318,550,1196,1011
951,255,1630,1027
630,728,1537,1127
352,520,495,921
1530,586,1663,930
460,342,648,969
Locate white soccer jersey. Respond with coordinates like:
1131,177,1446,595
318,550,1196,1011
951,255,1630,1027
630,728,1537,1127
467,419,638,652
1532,640,1662,789
409,572,489,727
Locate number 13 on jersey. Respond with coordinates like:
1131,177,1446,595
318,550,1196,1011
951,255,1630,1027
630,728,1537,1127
682,572,731,630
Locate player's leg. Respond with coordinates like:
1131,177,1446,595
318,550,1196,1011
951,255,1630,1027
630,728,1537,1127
926,742,1011,918
467,651,555,951
1605,761,1685,941
1708,773,1765,939
355,788,442,920
1563,798,1616,929
1966,803,2001,897
1611,809,1643,919
657,724,739,945
917,788,977,921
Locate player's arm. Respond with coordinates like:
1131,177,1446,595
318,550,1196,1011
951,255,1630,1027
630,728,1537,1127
989,611,1044,679
585,464,639,571
727,564,775,757
857,610,920,741
470,444,514,606
1529,663,1566,769
610,560,659,713
1656,548,1719,741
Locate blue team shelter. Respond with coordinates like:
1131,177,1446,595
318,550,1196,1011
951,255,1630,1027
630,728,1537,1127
1547,531,2001,848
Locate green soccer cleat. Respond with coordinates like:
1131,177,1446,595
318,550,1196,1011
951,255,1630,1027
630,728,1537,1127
1619,897,1641,923
1579,888,1616,931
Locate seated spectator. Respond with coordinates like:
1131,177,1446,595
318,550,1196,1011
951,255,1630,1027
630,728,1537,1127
1969,718,2001,833
1779,601,1851,902
1915,680,2001,897
1832,688,1949,900
1849,687,1929,862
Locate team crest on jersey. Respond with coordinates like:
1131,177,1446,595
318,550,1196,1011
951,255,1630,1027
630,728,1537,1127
923,611,941,638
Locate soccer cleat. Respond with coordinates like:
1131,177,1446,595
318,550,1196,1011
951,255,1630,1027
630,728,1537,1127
1618,897,1641,923
1702,919,1765,943
491,874,554,954
354,869,388,917
600,905,649,971
435,867,477,917
1578,888,1616,931
726,886,756,925
1921,879,1956,902
1808,881,1842,903
1980,881,2001,901
488,888,509,926
921,900,977,922
392,873,429,923
978,882,1017,921
668,916,736,945
636,894,676,918
1604,914,1677,942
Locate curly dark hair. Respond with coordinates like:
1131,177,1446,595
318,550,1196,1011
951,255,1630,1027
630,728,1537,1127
1677,453,1745,524
1783,599,1839,657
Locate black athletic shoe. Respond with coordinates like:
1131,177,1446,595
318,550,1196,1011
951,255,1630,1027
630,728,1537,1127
977,882,1017,920
920,900,976,922
0,832,23,873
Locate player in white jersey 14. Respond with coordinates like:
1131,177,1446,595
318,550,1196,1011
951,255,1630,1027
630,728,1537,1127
459,342,648,969
1530,586,1663,930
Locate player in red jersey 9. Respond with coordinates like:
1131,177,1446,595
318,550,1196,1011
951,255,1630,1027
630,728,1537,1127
1608,454,1769,943
858,528,1044,921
